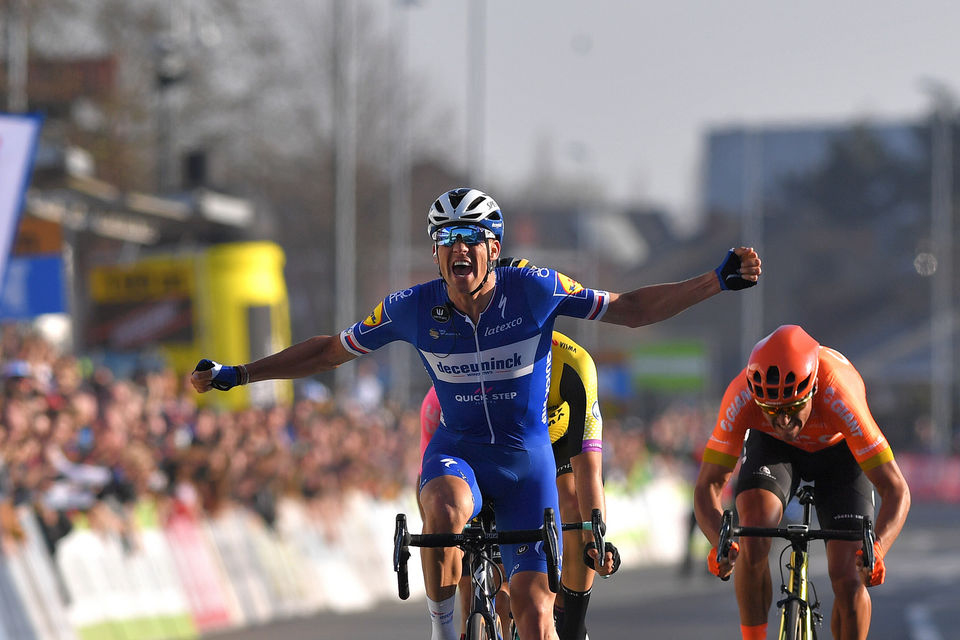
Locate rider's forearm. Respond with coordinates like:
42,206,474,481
693,482,725,547
246,335,353,382
602,272,720,328
570,451,606,523
873,479,911,552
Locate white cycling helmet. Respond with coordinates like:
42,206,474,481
427,187,504,243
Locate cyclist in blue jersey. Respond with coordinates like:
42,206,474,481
191,187,762,640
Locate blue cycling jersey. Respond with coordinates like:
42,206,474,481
340,266,609,448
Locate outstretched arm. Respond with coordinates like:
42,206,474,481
191,335,357,393
601,247,761,328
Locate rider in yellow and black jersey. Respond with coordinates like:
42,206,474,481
499,258,612,640
544,331,607,640
547,331,603,471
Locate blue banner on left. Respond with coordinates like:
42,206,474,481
0,255,65,319
0,112,44,289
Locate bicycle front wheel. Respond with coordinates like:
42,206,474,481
779,598,802,640
466,612,499,640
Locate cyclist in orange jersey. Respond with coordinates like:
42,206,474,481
693,325,910,640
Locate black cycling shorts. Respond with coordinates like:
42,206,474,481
735,430,875,530
553,433,574,477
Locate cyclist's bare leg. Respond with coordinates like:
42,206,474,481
420,475,475,600
509,570,560,640
555,472,592,639
734,489,782,627
825,539,871,640
495,573,512,634
558,473,593,591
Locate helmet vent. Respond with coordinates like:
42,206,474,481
765,366,780,400
467,196,486,210
448,190,468,208
783,372,796,399
796,376,810,394
433,200,445,214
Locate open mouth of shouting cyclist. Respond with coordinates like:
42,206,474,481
433,223,501,298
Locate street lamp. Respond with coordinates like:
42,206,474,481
921,78,956,454
467,0,486,185
154,36,188,192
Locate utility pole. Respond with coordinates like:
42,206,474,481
923,80,956,453
741,129,765,359
389,0,415,407
466,0,486,185
4,0,28,112
333,0,358,396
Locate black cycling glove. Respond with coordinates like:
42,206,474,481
194,359,247,391
715,249,757,291
583,541,622,574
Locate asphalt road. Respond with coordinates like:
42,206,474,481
205,500,960,639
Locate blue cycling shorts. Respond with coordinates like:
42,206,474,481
420,428,562,580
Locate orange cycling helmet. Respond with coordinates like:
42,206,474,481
746,325,820,404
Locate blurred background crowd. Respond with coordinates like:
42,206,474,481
0,322,714,561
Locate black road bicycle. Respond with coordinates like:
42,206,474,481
393,508,608,640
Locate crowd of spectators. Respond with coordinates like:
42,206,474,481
0,323,711,561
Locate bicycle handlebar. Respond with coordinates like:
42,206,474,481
393,514,411,600
591,508,606,560
543,508,561,593
717,510,734,582
716,509,876,573
392,507,563,598
860,516,876,571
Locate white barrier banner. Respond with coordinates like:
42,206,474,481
0,112,43,286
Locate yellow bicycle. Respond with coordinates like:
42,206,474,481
717,485,875,640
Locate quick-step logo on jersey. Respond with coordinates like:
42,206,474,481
454,385,520,403
423,335,539,383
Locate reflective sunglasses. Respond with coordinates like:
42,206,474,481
432,225,491,247
754,389,814,418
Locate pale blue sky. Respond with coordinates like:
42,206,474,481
392,1,960,228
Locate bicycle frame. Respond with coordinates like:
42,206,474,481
718,485,875,640
464,515,505,638
778,521,817,639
